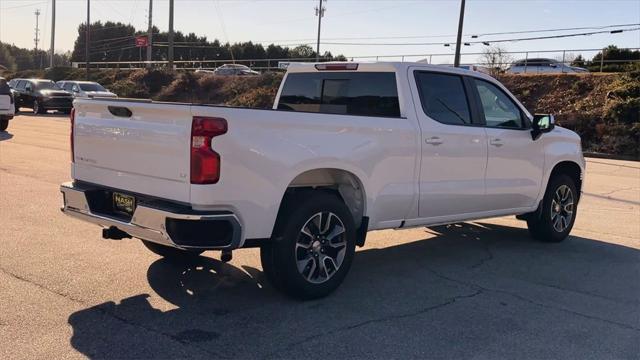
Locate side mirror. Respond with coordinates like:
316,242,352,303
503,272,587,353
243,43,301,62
25,86,32,92
531,114,555,141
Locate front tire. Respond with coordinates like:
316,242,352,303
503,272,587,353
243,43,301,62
0,119,8,132
141,240,203,262
261,192,357,300
33,100,45,114
527,174,578,242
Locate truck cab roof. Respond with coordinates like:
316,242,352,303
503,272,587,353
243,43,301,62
285,61,496,81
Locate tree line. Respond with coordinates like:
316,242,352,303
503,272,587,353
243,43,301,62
70,21,345,68
0,42,70,72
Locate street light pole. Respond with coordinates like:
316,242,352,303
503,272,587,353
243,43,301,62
168,0,174,69
146,0,153,68
86,0,90,79
50,0,55,68
453,0,466,67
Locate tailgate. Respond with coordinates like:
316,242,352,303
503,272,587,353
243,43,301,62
72,99,193,203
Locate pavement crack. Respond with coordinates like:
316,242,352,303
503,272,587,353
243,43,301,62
263,289,483,359
595,187,638,197
90,304,230,359
0,266,87,305
418,264,640,332
0,266,228,358
470,239,495,269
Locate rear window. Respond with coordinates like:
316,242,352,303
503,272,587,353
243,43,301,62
34,81,59,90
79,83,106,91
278,72,400,117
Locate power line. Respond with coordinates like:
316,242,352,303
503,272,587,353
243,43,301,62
318,27,640,46
254,23,640,44
0,1,46,11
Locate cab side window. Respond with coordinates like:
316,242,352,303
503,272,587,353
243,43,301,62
415,72,472,125
474,79,525,129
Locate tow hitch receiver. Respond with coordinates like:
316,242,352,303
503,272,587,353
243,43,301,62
102,226,132,240
221,250,232,263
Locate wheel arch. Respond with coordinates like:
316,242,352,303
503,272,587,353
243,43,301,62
548,160,583,201
279,168,368,229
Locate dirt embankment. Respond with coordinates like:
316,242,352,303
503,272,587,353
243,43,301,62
7,68,639,158
499,73,639,158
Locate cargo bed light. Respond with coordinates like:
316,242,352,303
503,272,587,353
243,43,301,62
315,63,359,71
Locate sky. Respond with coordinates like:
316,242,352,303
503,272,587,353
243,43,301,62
1,0,639,64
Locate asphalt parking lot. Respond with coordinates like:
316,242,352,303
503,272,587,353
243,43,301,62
1,113,639,359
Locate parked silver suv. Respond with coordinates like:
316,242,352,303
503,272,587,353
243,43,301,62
507,58,588,74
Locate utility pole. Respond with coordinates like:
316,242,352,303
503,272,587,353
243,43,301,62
315,0,325,62
86,0,90,80
453,0,466,67
168,0,174,69
34,9,41,52
50,0,56,68
146,0,153,68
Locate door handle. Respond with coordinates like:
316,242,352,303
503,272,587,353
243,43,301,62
490,138,504,147
425,136,443,146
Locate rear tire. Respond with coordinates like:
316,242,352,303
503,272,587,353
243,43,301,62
261,191,356,300
527,174,578,242
0,119,8,132
141,240,203,262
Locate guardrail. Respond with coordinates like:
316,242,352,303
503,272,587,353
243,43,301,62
71,47,640,73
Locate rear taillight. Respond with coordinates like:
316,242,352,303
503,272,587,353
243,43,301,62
70,108,75,163
191,116,227,184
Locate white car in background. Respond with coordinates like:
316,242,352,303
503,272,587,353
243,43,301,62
213,64,260,76
507,58,589,74
57,81,117,98
0,77,14,131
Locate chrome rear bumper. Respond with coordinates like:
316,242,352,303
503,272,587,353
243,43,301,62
60,182,243,250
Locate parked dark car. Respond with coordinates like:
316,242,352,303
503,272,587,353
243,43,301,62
12,79,73,114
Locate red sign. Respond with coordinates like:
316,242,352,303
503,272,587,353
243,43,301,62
135,36,149,47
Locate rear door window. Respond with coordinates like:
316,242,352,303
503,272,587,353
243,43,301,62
414,72,472,125
278,72,400,117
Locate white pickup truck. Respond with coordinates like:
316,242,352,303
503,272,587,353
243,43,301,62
61,62,585,299
0,77,15,131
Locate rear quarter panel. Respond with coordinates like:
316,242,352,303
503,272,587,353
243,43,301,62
189,106,420,239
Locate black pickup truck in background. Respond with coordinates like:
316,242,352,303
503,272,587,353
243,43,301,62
11,79,73,115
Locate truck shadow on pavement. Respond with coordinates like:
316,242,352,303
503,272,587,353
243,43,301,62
0,131,13,141
67,222,640,359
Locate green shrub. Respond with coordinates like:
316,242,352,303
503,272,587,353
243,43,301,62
109,79,149,98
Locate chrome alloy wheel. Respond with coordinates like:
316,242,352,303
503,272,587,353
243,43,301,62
551,185,574,233
295,212,347,284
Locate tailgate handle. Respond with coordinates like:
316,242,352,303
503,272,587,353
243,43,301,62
108,106,132,118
